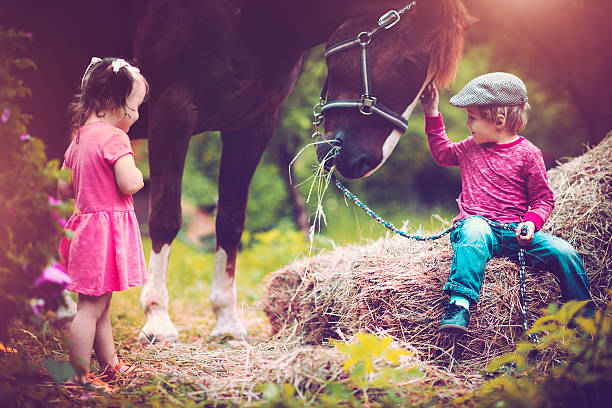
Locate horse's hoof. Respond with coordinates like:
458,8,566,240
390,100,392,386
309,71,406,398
210,320,248,341
138,312,179,344
138,331,178,345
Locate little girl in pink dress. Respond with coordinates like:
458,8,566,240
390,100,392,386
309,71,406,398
58,57,148,391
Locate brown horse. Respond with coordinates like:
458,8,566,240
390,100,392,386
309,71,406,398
3,0,472,342
135,0,472,342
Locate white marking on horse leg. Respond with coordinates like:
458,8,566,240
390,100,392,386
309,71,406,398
209,248,247,339
53,290,77,326
138,243,179,343
364,82,429,177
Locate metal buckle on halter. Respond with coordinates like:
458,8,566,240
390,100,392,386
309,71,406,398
378,10,400,29
359,95,377,115
357,31,371,45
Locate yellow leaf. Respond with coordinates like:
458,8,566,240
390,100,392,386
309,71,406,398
384,349,411,365
574,317,597,336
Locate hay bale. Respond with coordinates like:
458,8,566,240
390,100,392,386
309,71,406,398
544,132,612,305
263,133,612,366
263,238,558,366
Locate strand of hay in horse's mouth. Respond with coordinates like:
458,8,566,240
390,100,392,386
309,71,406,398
263,132,612,372
289,140,339,267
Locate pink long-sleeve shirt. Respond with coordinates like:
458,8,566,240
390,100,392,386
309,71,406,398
425,114,554,230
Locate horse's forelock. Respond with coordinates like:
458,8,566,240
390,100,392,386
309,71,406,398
424,0,469,88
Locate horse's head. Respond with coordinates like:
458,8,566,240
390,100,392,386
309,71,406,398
316,0,474,179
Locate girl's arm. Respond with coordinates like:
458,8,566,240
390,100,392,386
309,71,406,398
113,155,144,195
57,167,75,199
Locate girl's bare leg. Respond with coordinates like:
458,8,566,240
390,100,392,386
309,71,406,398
93,294,120,371
69,293,112,380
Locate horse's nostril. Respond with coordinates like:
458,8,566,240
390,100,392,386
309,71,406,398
355,155,375,176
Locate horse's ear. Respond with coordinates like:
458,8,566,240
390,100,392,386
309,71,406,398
463,14,479,31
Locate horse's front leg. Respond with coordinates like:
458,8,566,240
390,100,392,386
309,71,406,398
52,290,77,328
210,116,277,339
139,85,196,343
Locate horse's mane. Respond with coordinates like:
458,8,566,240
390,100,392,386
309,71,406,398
351,0,470,88
421,0,469,87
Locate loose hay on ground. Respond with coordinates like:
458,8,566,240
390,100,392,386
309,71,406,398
263,133,612,370
128,339,476,403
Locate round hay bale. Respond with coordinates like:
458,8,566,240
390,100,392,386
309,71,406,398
263,132,612,367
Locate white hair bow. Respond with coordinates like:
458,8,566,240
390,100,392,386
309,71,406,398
81,57,142,90
81,57,102,89
111,58,140,75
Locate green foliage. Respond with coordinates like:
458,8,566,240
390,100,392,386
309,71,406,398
457,298,612,408
0,27,70,340
238,226,308,296
333,333,418,404
43,359,75,385
333,334,411,377
253,334,437,408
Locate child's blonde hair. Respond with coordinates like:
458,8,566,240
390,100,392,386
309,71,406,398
475,102,530,134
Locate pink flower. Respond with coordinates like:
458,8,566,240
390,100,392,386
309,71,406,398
49,196,67,226
48,196,62,206
31,299,45,316
51,209,67,227
1,108,9,123
34,263,72,298
25,32,33,38
20,134,31,141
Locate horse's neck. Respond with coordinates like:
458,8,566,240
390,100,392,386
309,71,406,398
240,0,408,54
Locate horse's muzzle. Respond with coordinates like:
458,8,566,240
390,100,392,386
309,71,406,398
316,136,342,171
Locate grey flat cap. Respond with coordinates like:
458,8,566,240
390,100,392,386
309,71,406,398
449,72,528,107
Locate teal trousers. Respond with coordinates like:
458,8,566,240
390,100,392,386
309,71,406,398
445,216,592,305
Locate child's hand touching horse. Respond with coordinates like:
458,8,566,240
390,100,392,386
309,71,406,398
420,83,439,116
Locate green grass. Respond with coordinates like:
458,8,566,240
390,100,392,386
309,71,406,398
317,197,454,245
110,199,453,346
2,202,455,406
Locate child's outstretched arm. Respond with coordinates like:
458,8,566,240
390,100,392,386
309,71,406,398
420,83,465,166
113,155,144,195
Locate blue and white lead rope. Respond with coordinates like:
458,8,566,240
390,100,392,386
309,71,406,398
330,173,538,342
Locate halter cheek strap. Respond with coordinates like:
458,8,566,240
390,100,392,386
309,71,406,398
317,1,417,134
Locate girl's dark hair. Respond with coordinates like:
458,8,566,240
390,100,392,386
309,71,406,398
68,57,149,134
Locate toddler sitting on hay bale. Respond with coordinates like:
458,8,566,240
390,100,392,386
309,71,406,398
263,131,611,366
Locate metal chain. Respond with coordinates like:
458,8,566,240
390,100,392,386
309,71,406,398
329,172,538,342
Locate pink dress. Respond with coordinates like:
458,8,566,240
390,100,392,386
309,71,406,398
59,122,147,296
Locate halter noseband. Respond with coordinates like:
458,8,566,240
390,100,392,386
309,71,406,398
315,1,417,136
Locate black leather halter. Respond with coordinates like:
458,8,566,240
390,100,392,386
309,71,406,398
318,1,417,133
